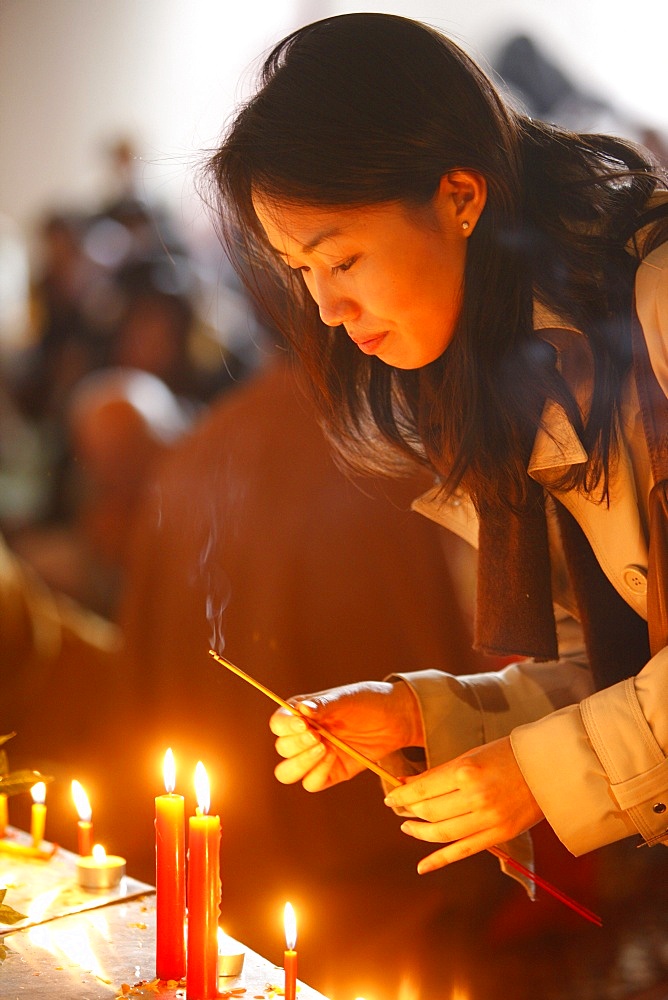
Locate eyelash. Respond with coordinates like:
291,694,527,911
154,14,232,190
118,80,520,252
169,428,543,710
289,255,358,276
331,256,358,275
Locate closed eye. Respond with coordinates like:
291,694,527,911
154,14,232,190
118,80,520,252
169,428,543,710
278,254,358,276
331,256,358,276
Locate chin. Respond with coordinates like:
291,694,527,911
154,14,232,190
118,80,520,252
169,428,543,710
382,349,446,370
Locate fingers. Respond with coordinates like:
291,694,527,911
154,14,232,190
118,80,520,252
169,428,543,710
274,739,329,788
271,703,341,790
269,703,316,737
386,739,545,873
274,724,322,764
413,830,498,874
268,684,402,791
398,809,510,873
399,811,477,845
383,761,463,812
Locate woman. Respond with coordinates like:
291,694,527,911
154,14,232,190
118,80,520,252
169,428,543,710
205,13,668,877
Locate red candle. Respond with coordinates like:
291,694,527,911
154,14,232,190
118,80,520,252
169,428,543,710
71,780,93,855
283,902,298,1000
156,748,186,981
186,762,221,1000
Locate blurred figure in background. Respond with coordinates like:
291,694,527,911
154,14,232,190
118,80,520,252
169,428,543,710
2,141,251,616
64,366,192,614
493,32,668,165
111,257,247,406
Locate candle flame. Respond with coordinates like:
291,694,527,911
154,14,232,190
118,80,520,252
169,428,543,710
71,780,92,822
284,901,297,951
92,844,107,862
31,781,46,804
194,761,210,815
163,747,176,794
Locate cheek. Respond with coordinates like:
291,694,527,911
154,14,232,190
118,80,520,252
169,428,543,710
299,271,315,298
361,269,412,316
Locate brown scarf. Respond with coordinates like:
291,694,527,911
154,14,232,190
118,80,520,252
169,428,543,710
474,303,666,688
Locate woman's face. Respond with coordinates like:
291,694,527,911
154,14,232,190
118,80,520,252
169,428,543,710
253,174,482,369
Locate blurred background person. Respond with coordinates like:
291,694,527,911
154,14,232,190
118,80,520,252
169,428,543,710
2,137,252,618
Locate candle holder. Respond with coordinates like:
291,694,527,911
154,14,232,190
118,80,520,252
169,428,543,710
77,844,126,891
218,930,245,978
218,950,244,978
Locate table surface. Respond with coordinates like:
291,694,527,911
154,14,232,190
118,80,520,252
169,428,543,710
0,830,329,1000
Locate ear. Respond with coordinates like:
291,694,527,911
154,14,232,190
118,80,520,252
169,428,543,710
435,170,487,235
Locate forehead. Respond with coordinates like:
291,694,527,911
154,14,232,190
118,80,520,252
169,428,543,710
252,194,411,258
253,196,357,254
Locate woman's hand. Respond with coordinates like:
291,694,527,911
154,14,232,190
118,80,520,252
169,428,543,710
269,680,423,792
383,736,544,872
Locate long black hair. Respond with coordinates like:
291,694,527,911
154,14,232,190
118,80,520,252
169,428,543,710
204,12,667,510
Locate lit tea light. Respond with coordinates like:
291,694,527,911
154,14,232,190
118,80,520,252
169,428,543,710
217,927,244,978
30,782,47,847
71,780,93,856
76,843,126,891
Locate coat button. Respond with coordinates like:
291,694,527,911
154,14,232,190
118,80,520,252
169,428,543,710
622,565,648,595
653,802,667,814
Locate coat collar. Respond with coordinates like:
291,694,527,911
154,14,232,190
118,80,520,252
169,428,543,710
528,399,588,475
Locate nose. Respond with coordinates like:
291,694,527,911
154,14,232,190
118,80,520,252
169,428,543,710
309,276,359,327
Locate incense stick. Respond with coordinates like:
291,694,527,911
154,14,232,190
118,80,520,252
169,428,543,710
208,648,602,926
487,846,602,925
208,649,398,785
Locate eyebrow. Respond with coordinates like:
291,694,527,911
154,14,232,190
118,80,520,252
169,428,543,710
274,226,346,258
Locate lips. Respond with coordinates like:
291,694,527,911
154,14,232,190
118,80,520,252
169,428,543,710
349,331,388,355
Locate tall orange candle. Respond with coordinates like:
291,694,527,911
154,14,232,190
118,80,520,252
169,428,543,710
186,762,221,1000
30,782,47,847
72,780,93,855
283,902,297,1000
156,748,186,981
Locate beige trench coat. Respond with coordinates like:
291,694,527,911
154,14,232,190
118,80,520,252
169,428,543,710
388,242,668,859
